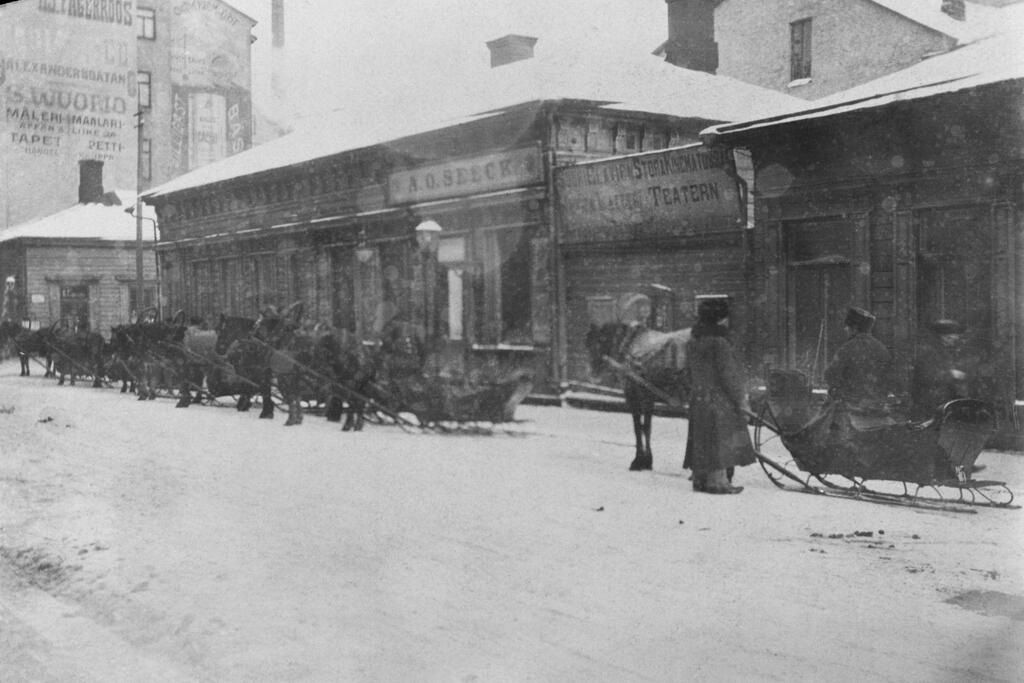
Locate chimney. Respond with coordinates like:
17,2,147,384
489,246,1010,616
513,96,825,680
272,0,284,47
664,0,718,74
78,160,104,203
941,0,966,20
485,34,538,68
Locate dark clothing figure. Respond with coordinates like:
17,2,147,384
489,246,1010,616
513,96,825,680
824,332,894,409
683,300,755,494
910,319,975,420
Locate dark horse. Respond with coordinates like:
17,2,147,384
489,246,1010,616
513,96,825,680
585,322,691,471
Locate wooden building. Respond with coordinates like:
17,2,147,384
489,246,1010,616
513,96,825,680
0,188,158,335
702,26,1024,445
142,36,800,396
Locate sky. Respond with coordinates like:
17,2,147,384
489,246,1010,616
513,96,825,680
226,0,668,126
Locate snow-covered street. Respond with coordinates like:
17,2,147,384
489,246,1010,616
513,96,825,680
0,359,1021,682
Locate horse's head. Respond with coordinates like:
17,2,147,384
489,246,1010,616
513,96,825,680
214,315,256,355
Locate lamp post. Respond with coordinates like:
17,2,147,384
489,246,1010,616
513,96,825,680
125,205,159,319
414,219,442,342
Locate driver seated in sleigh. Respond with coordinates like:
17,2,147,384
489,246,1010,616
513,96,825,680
824,307,899,431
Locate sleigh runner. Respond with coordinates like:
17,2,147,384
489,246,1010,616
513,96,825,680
751,370,1016,511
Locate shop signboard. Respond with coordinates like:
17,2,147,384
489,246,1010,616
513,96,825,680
556,144,743,243
388,147,544,204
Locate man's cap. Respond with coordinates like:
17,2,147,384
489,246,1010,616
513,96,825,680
844,307,876,332
697,297,730,324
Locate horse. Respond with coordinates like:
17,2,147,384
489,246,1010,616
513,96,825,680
585,322,691,471
110,309,184,400
2,320,55,377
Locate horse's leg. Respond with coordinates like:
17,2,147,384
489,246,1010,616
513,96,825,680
258,369,274,419
353,400,365,431
643,407,654,463
325,394,343,422
628,406,652,471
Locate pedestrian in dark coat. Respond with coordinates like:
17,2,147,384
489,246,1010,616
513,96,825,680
683,298,755,494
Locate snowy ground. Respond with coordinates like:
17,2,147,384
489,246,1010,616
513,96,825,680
0,358,1022,682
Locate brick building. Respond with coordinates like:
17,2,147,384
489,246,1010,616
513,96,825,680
660,0,1003,100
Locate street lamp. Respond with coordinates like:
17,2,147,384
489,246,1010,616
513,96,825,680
414,219,442,343
125,205,160,318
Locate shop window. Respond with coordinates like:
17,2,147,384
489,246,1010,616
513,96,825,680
438,237,467,341
476,228,532,345
331,248,356,333
790,18,812,80
137,71,151,109
137,7,156,40
380,242,412,328
253,254,276,312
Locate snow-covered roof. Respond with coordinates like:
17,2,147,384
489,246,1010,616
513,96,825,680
0,192,158,245
143,46,803,199
867,0,1002,43
702,7,1024,140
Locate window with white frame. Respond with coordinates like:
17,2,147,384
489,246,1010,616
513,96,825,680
137,71,151,108
137,7,156,40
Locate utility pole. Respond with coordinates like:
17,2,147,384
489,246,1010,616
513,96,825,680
135,109,145,317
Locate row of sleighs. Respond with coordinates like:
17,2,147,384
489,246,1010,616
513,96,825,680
2,307,533,429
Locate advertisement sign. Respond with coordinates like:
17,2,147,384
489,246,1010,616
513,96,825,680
170,87,251,172
556,145,742,242
388,147,544,204
169,0,250,91
188,91,226,169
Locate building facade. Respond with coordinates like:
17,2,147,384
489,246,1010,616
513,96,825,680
660,0,998,101
0,189,158,333
705,74,1024,445
0,0,255,228
146,102,717,395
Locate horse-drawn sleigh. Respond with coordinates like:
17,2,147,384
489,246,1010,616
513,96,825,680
587,314,1016,512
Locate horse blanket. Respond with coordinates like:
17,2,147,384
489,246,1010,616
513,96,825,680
624,328,690,373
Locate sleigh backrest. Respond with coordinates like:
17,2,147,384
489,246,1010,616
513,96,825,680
938,399,995,471
766,369,817,434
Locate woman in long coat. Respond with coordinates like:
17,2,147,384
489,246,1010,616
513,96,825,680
683,298,756,494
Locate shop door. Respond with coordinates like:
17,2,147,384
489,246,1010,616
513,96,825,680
790,264,853,385
785,220,857,386
916,207,990,334
562,245,744,385
60,285,90,330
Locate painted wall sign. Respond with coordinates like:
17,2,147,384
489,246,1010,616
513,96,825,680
556,145,743,242
0,2,136,225
388,147,543,204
